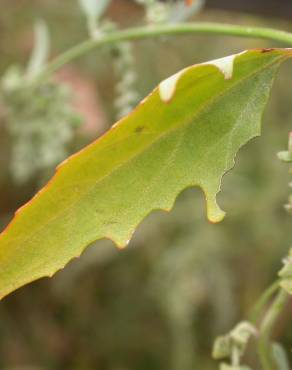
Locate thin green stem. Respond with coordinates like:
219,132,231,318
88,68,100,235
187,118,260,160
258,289,289,370
32,22,292,84
249,280,281,324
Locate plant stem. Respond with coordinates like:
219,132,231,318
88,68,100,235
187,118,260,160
32,22,292,84
249,280,281,324
258,289,289,370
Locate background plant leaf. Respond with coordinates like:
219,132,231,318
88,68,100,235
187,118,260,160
26,19,50,78
78,0,111,22
272,342,291,370
0,49,291,299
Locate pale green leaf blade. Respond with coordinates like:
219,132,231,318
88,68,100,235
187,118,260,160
0,49,291,299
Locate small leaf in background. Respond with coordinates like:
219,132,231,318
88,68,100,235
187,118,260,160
0,49,292,299
213,321,257,360
279,248,292,294
229,322,257,348
220,364,252,370
277,132,292,163
135,0,170,24
272,342,291,370
213,335,232,360
78,0,111,20
284,194,292,215
0,68,81,184
169,0,205,23
27,19,50,78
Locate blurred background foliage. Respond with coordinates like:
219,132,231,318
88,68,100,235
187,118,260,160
0,1,291,369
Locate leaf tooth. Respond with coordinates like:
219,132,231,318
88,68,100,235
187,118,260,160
203,188,226,224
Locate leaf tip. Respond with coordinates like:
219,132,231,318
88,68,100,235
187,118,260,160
116,239,130,249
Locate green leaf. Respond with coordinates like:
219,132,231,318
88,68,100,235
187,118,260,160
213,335,231,360
277,151,292,162
279,248,292,295
0,49,291,299
212,321,256,360
272,342,291,370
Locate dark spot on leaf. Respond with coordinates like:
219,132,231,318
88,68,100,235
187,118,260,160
261,48,274,53
135,126,145,133
106,220,118,225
